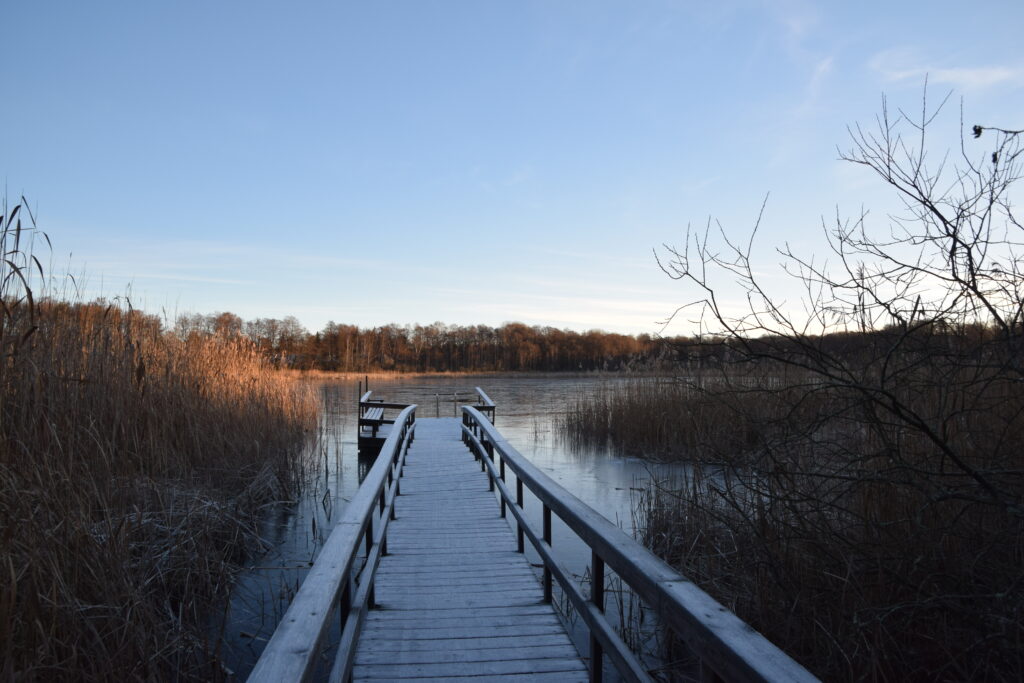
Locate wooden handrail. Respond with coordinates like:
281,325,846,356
474,386,495,407
359,401,413,411
249,405,417,682
473,386,496,424
359,390,413,413
460,406,818,683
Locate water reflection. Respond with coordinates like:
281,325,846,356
216,374,684,679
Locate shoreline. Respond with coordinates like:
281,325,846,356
280,368,670,381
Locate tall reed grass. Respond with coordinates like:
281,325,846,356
566,370,1024,680
559,374,789,462
0,199,319,679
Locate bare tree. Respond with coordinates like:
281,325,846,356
650,91,1024,680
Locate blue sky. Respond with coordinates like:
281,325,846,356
4,1,1023,335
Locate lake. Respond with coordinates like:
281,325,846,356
217,373,683,679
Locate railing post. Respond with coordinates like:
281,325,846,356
378,492,388,555
339,572,352,627
499,456,506,518
366,518,376,608
543,504,552,603
590,551,605,683
485,437,494,486
516,478,524,554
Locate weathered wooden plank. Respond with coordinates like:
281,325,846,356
357,674,587,683
375,551,524,564
378,549,520,559
371,566,536,579
376,573,538,586
384,540,514,549
375,571,538,583
393,502,492,509
383,544,518,553
364,618,561,634
356,633,574,653
386,526,510,533
375,579,540,593
362,603,553,620
365,606,555,621
373,578,540,593
358,624,569,641
373,584,543,598
384,537,517,548
355,643,579,665
386,524,510,533
354,656,590,678
372,565,533,578
373,593,544,610
362,617,561,634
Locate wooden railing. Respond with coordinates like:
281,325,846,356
249,405,417,683
460,406,818,683
473,385,495,423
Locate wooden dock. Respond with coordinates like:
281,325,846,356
353,418,586,681
249,390,818,683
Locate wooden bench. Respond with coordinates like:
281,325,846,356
359,406,386,437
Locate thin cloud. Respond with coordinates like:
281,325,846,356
870,48,1024,91
792,54,835,117
118,272,256,285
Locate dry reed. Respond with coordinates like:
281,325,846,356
0,199,319,680
558,374,789,462
567,369,1024,680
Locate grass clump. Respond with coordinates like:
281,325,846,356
0,199,319,680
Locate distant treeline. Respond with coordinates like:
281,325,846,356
173,312,678,372
172,311,1009,374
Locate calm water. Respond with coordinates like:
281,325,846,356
217,374,682,679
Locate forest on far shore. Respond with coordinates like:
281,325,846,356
173,310,678,372
169,309,1013,375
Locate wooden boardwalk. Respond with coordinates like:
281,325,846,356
353,417,587,681
250,394,818,683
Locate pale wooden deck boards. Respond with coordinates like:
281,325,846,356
353,418,588,682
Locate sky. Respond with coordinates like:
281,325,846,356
3,1,1023,336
